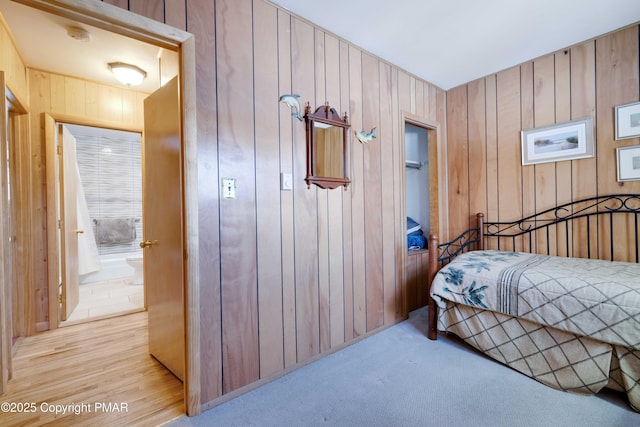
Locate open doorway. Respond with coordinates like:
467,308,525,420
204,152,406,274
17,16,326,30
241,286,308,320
0,0,200,414
57,123,145,324
405,123,430,251
403,117,440,313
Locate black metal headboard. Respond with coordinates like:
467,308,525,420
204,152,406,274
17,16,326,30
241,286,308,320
483,194,640,262
429,194,640,270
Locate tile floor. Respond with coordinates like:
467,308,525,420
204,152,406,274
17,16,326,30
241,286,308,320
64,277,144,323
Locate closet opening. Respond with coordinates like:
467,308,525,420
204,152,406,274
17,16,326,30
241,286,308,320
404,118,439,313
405,122,430,253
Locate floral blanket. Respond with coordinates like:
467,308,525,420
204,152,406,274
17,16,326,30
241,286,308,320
430,250,640,350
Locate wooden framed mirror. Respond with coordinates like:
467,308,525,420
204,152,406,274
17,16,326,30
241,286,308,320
304,102,351,190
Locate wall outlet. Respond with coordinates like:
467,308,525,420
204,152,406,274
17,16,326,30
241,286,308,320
221,178,236,199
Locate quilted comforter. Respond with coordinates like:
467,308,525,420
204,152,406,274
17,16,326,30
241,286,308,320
430,250,640,350
430,250,640,411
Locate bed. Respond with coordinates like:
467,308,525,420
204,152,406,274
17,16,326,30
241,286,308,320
427,194,640,412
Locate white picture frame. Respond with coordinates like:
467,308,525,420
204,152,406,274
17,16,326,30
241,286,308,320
521,117,594,165
616,145,640,181
615,101,640,140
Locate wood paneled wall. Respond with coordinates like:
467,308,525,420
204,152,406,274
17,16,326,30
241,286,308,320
0,15,28,345
0,14,28,104
406,250,429,312
104,0,446,404
446,25,640,261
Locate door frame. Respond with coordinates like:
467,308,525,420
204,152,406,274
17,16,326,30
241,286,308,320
400,112,447,314
18,0,200,416
0,72,10,394
44,118,146,325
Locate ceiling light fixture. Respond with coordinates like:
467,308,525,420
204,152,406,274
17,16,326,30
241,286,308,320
108,62,147,87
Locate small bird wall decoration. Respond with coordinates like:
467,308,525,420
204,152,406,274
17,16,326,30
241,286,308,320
278,93,303,121
355,127,376,144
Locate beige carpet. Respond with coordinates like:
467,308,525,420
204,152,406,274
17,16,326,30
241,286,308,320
166,307,639,427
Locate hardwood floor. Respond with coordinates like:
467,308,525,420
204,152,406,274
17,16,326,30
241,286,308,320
2,312,184,426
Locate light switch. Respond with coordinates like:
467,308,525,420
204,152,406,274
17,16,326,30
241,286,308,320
222,178,236,199
281,172,293,191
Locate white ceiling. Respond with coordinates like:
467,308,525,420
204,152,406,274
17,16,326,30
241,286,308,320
0,0,178,93
270,0,640,90
1,1,638,93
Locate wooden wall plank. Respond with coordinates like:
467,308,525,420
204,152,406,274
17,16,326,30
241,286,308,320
63,77,85,117
520,61,536,247
129,0,164,23
435,87,447,240
340,40,354,341
405,253,420,312
84,82,99,119
27,71,50,333
570,41,598,259
97,85,123,123
277,8,297,369
398,71,413,312
349,45,366,338
419,251,430,307
496,67,522,247
253,0,284,379
9,114,31,338
324,33,345,349
409,77,416,114
0,72,10,393
405,253,418,312
362,53,383,332
533,55,557,255
101,0,128,9
428,84,438,124
380,62,396,324
291,17,319,362
467,79,487,225
186,0,221,403
121,89,139,129
314,28,330,354
391,68,404,320
485,75,499,229
445,85,469,237
555,50,572,257
217,0,259,392
415,80,425,118
164,0,187,30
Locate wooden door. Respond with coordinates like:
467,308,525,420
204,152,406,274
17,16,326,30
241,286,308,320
58,125,80,320
0,72,11,393
143,76,184,381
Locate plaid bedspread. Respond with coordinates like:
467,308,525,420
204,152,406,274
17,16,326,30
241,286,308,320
430,250,640,350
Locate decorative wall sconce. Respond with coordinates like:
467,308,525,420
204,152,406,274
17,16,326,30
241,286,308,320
108,62,147,87
278,93,303,121
355,127,377,144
